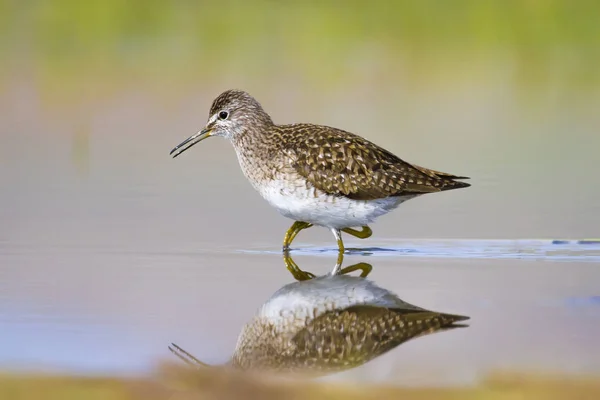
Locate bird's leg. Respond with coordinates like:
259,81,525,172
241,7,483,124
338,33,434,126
282,221,313,251
330,228,345,274
331,228,345,253
342,226,373,239
283,250,316,281
338,262,373,278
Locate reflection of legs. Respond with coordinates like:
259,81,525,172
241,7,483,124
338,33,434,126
342,226,373,239
168,343,208,368
283,251,316,281
282,221,313,251
331,229,345,275
338,262,372,278
331,228,345,254
284,251,373,281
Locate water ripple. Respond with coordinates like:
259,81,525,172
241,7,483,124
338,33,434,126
240,239,600,262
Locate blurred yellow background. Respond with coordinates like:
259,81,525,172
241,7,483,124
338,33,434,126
2,0,599,103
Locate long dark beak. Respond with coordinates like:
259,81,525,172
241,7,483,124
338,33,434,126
169,127,212,158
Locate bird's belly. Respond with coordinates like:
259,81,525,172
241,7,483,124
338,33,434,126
257,179,413,229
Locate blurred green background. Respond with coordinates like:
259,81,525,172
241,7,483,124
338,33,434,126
2,0,599,102
2,0,599,239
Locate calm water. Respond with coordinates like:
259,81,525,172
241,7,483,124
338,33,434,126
2,2,600,382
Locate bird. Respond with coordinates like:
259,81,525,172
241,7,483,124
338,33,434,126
169,272,469,375
170,89,470,254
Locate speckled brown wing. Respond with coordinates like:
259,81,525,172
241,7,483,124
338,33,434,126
279,124,470,201
287,306,468,372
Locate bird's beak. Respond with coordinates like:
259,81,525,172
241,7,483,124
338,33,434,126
169,127,213,158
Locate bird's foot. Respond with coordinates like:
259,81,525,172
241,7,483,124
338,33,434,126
338,262,373,278
284,251,317,281
342,226,373,239
282,221,313,251
284,250,372,280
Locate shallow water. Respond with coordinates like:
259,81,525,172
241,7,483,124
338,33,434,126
2,233,600,383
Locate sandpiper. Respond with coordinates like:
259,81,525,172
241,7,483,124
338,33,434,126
170,90,470,253
169,271,469,374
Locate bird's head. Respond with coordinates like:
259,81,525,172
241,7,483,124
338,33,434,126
170,89,272,158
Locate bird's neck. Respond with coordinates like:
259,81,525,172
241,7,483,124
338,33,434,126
231,123,278,160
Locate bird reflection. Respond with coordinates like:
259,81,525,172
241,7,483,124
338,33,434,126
169,255,469,376
283,250,372,281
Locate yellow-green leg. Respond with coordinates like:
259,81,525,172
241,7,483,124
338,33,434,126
283,251,316,281
342,226,373,239
331,228,345,274
283,251,373,281
282,221,313,251
338,262,373,278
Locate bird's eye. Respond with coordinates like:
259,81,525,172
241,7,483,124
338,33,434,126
218,111,229,120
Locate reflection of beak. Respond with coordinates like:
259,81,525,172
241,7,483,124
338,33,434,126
168,342,210,368
169,127,212,158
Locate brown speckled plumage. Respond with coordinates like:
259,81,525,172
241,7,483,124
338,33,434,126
168,274,470,375
231,306,467,373
209,90,470,201
277,124,470,200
